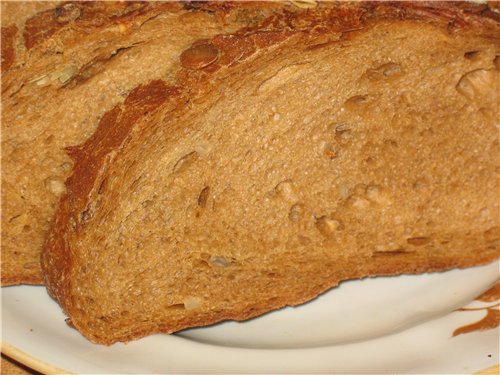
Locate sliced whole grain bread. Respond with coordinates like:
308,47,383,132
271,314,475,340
41,2,500,344
1,1,288,285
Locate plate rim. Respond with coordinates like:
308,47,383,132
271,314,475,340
1,342,72,375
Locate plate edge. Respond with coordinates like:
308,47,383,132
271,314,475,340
1,341,73,375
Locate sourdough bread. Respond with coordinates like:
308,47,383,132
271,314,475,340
40,1,500,345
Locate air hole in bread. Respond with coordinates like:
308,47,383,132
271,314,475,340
198,186,210,207
343,94,371,109
267,297,280,304
44,134,55,144
173,151,199,173
494,55,500,70
384,139,398,148
366,62,403,80
23,261,37,269
98,178,107,195
412,179,428,191
333,123,353,144
464,50,480,60
193,259,210,269
130,176,142,193
141,199,154,208
297,235,311,245
246,307,257,315
365,156,375,165
372,248,409,256
166,303,185,310
484,226,500,242
406,236,431,246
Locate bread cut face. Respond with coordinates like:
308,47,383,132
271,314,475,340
42,4,500,344
1,1,278,285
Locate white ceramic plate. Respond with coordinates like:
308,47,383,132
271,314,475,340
2,260,499,374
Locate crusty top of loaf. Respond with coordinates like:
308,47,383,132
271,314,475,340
41,1,499,344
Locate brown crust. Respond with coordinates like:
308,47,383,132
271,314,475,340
64,80,180,223
1,273,43,287
41,1,500,344
22,2,172,50
1,24,17,71
42,80,180,303
60,252,500,344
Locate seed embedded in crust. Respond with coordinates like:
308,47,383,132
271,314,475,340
209,255,231,268
289,203,305,222
274,180,297,202
322,143,337,159
29,74,50,87
45,176,66,196
180,44,219,70
315,216,340,237
456,69,495,101
183,297,202,310
52,65,78,84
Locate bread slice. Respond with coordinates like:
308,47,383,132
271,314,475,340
1,1,285,285
42,2,500,344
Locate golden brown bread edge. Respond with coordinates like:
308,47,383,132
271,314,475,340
1,1,294,285
42,1,500,344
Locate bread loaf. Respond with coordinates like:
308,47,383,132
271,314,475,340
40,1,499,345
1,1,284,285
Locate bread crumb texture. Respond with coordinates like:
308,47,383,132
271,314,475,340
7,2,500,344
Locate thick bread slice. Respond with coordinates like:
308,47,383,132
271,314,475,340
42,2,500,344
1,1,286,285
